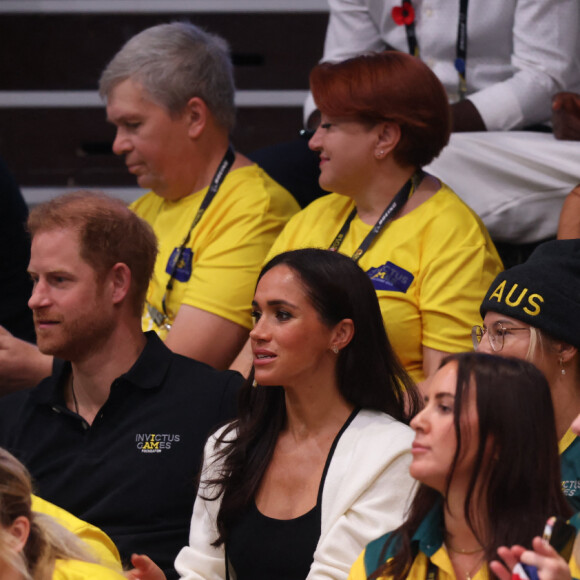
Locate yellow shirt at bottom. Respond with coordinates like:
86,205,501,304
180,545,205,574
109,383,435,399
348,544,490,580
53,559,126,579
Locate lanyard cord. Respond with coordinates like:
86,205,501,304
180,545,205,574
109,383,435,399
402,3,419,57
159,144,236,319
455,0,469,100
328,170,424,263
426,558,438,580
400,1,469,101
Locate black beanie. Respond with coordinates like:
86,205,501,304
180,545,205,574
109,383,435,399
480,239,580,349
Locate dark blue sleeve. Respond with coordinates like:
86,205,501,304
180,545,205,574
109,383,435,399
218,370,243,423
0,390,31,450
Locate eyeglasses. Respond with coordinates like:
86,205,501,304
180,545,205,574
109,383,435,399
471,322,530,352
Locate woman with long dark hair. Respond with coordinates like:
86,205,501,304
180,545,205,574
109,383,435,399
348,353,573,580
171,248,421,579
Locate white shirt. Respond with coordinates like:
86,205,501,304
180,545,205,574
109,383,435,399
175,409,416,579
304,0,580,130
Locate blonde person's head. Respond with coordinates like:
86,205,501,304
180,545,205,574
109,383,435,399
0,449,96,580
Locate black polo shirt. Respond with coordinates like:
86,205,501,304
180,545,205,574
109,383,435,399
0,332,242,579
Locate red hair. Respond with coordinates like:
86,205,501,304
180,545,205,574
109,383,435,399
310,51,450,168
28,191,158,318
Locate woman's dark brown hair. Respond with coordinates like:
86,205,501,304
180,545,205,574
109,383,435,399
372,352,572,580
205,248,421,546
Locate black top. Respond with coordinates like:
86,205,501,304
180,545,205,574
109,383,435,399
228,500,320,580
0,332,242,579
227,408,359,580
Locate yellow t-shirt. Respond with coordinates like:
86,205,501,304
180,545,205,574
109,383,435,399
348,544,490,580
52,559,126,579
350,534,580,580
267,184,503,383
31,495,121,570
352,504,580,580
131,164,299,338
348,546,490,580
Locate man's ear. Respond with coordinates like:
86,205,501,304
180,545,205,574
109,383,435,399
330,318,355,353
7,516,30,553
109,263,132,306
184,97,208,139
374,122,402,160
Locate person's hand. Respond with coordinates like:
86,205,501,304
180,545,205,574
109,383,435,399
552,93,580,141
125,554,167,580
519,538,572,580
491,537,572,580
490,544,527,580
0,326,52,394
451,99,486,132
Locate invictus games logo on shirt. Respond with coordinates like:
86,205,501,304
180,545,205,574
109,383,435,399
366,261,414,293
562,479,580,497
136,433,181,453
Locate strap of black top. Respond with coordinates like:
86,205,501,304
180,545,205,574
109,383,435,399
400,1,469,100
328,170,424,264
160,144,235,317
225,543,231,580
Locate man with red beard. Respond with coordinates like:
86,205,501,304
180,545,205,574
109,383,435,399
0,192,242,579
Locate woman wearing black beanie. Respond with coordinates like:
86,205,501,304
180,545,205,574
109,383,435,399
475,239,580,511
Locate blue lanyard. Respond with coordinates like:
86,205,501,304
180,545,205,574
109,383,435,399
399,1,469,100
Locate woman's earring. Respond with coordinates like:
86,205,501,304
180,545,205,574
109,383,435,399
560,357,566,376
332,345,339,354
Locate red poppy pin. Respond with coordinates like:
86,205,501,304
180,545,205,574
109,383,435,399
391,2,415,26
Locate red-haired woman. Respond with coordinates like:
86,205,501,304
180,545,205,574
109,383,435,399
266,51,503,384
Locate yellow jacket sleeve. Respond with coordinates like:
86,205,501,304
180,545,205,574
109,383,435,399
348,549,369,580
31,495,122,570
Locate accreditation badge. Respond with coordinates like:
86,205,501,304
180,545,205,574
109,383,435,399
166,248,193,282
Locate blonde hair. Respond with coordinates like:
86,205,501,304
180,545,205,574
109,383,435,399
526,327,580,371
526,326,544,361
0,449,97,580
